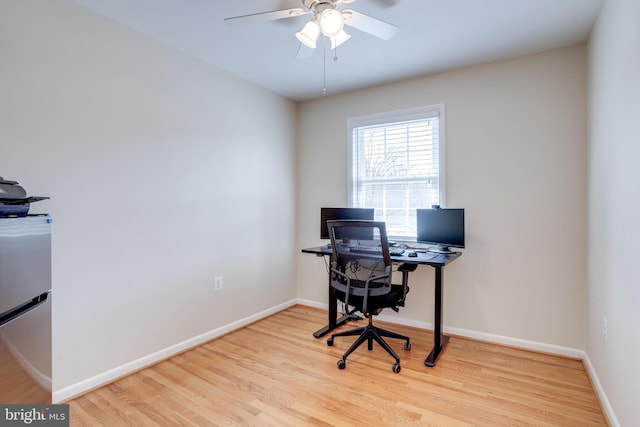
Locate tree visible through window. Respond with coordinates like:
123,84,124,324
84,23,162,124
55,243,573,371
349,105,444,239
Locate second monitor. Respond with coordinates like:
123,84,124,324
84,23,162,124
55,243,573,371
417,207,465,253
320,207,375,240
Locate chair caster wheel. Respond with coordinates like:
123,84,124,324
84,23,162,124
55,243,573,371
337,359,346,369
327,338,334,346
404,342,411,350
392,363,401,373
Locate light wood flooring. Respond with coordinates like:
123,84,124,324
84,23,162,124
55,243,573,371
67,305,608,426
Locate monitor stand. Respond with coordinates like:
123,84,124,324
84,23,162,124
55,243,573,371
427,246,458,254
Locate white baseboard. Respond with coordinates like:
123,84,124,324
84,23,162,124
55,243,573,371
53,299,298,403
581,353,620,427
296,298,327,310
443,325,585,359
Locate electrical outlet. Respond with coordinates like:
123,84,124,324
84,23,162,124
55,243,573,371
214,276,223,292
602,316,608,341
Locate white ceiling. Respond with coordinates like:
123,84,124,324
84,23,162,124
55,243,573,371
72,0,602,101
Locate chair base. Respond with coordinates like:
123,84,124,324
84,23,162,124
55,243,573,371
327,317,410,373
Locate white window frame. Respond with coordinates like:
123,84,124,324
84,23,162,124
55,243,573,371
347,104,446,240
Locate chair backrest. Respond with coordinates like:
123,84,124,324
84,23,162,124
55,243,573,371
327,220,393,308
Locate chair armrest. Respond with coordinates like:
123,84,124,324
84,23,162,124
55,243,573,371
398,263,418,273
397,263,417,304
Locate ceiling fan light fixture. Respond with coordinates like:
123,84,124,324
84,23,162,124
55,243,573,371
296,20,320,48
330,29,351,49
318,9,344,37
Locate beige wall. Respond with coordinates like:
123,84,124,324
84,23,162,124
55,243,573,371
297,45,588,350
588,0,640,425
0,0,298,396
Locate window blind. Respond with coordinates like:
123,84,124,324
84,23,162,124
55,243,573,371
349,106,443,238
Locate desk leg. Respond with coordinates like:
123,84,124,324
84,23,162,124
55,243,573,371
313,274,350,338
424,265,449,367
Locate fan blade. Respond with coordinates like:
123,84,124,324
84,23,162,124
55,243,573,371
224,8,310,24
296,43,315,59
343,9,398,40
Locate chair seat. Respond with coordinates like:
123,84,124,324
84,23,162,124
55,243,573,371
335,284,408,313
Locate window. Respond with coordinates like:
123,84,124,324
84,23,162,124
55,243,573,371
348,105,444,239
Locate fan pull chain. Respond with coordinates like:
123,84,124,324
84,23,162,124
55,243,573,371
322,37,341,96
323,38,327,95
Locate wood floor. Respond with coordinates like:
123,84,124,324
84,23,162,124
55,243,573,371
68,305,608,426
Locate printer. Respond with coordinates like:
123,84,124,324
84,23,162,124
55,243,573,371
0,176,49,217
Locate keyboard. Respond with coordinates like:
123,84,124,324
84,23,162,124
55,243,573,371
349,245,405,256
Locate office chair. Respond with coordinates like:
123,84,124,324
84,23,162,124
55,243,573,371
326,220,415,373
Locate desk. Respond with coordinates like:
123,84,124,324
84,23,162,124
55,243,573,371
301,246,461,367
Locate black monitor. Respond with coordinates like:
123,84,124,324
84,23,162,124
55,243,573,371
320,207,375,240
416,207,465,253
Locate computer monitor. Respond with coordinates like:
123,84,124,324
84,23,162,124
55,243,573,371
416,207,465,253
320,207,375,240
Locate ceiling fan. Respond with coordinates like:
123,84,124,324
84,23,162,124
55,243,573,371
224,0,398,57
